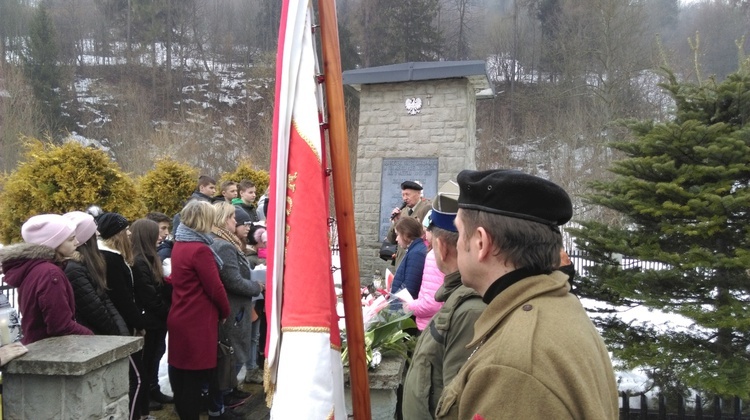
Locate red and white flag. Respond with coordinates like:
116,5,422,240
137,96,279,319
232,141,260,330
265,1,346,418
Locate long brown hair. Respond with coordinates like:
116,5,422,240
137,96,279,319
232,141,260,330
78,235,109,294
130,219,164,284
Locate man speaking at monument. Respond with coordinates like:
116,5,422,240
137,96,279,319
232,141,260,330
435,169,618,420
387,180,431,268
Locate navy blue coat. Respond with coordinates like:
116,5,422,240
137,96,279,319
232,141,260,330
390,239,428,299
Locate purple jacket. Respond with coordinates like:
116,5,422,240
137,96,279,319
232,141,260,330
0,243,93,344
406,249,445,330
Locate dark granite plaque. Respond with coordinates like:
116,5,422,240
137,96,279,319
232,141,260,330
379,158,439,240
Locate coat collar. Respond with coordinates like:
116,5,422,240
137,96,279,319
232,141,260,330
409,198,430,213
467,270,570,348
0,242,56,264
97,239,121,255
0,243,59,288
482,267,548,304
435,270,461,302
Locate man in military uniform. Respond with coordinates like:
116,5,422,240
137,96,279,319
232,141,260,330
402,181,486,420
387,181,431,268
435,169,618,420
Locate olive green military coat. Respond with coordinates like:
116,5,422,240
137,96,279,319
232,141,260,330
435,271,618,420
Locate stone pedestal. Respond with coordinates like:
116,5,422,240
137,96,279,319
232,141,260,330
2,335,143,420
344,356,406,420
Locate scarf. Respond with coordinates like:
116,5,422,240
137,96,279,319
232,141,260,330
213,226,244,253
175,223,223,269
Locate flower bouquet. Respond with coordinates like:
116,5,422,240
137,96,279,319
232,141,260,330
341,288,416,369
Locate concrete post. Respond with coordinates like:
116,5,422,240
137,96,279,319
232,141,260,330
2,335,143,420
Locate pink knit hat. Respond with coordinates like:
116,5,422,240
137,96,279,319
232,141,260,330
253,226,267,246
21,214,75,249
63,211,98,245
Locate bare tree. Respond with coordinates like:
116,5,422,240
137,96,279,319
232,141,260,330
0,65,40,172
439,0,476,60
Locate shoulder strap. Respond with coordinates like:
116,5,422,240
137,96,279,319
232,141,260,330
428,287,482,346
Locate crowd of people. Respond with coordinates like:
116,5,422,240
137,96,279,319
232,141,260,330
0,168,621,420
387,171,619,419
0,176,268,420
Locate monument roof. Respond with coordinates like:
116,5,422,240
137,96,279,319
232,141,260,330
343,61,494,98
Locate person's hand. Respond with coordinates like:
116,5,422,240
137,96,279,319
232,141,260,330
390,207,402,221
221,318,227,324
0,342,28,366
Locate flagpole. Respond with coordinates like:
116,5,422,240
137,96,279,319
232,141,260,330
317,0,372,419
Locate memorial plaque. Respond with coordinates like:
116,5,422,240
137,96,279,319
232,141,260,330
379,158,439,240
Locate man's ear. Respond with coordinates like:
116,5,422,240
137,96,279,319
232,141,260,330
474,227,494,262
435,236,449,262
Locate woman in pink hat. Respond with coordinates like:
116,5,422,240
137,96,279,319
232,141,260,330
0,214,93,344
63,211,129,336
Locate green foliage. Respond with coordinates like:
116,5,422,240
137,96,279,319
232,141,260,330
220,161,270,201
0,139,146,244
571,62,750,396
137,158,198,217
363,0,442,66
341,310,417,368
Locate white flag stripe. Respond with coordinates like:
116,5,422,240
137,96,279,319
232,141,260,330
266,0,306,378
269,1,347,419
271,333,335,419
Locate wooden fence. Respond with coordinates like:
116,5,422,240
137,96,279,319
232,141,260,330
621,392,747,420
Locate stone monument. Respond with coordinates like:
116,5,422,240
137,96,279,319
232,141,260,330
344,60,493,281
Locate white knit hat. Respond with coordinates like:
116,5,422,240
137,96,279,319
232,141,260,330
21,214,76,249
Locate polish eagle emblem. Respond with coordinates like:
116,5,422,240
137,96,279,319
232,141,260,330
405,97,422,115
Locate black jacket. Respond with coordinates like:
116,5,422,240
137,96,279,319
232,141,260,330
100,243,156,332
64,257,129,336
132,254,171,329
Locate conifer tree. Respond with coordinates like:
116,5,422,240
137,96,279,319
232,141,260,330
572,60,750,396
361,0,442,66
0,139,146,244
138,158,198,217
22,6,72,135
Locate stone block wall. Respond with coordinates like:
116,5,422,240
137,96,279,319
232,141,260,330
354,78,477,281
2,335,142,420
344,356,405,420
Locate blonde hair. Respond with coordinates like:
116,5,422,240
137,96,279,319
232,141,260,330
213,202,235,229
102,229,134,265
180,201,215,234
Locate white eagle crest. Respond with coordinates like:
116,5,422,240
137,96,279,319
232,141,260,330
405,97,422,115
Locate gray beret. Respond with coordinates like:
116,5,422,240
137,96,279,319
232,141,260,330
430,180,459,232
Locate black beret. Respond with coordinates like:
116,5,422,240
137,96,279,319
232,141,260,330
95,212,129,240
401,180,423,191
457,169,572,227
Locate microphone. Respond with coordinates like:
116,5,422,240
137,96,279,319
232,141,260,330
391,201,407,221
